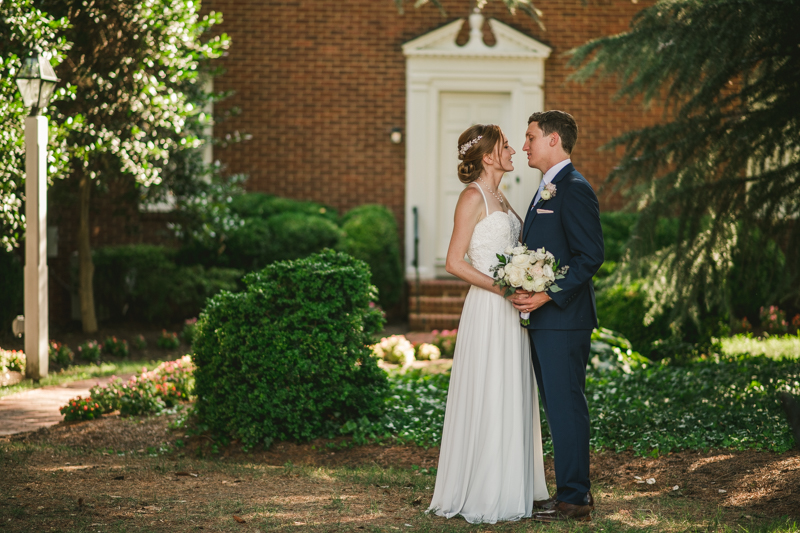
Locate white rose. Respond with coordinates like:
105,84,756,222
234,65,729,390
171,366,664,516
505,265,525,287
522,276,536,292
533,249,547,261
512,254,530,266
512,245,527,255
543,264,555,281
504,246,514,255
545,251,555,262
532,278,547,292
496,267,505,279
530,265,544,279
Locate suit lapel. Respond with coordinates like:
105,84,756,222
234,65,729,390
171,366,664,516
522,163,575,242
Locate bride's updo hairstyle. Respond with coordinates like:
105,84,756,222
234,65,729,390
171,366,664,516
456,124,503,184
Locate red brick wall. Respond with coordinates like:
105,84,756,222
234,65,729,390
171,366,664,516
205,0,659,221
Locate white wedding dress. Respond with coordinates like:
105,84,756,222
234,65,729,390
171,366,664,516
428,184,549,524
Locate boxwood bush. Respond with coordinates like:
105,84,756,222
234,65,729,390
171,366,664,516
229,192,338,223
337,204,404,308
192,249,389,448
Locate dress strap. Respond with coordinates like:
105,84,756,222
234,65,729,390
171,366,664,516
471,182,490,217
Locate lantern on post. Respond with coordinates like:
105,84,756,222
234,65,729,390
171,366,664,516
15,46,59,380
15,47,59,116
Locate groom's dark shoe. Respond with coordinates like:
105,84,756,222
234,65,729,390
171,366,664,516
534,492,593,512
533,496,557,511
532,496,593,523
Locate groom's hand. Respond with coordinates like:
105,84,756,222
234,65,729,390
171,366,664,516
512,290,551,313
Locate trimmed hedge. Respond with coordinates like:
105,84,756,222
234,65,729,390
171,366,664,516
337,204,404,308
93,245,242,323
229,192,338,223
192,249,389,448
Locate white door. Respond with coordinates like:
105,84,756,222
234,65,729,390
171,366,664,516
437,91,529,275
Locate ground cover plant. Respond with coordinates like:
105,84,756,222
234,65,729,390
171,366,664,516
346,351,799,458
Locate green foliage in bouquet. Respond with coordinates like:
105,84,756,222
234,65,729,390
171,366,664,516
337,204,404,308
192,249,389,449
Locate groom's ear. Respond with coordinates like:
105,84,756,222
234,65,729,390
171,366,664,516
549,133,560,148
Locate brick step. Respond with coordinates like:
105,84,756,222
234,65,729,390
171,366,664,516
407,295,466,315
407,279,470,298
408,312,461,332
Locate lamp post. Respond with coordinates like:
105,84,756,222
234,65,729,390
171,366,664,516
16,46,59,380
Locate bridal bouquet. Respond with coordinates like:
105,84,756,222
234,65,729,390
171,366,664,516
491,245,569,326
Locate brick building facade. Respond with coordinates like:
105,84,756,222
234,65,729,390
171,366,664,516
44,0,660,323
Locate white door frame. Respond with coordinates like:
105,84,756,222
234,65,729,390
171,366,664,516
403,12,552,280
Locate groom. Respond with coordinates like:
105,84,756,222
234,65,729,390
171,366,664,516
512,111,604,522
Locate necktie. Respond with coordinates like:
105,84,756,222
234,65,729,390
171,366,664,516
531,179,546,210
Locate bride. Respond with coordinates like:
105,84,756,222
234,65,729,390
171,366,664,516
428,124,549,523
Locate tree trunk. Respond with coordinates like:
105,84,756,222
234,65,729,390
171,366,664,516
78,172,98,333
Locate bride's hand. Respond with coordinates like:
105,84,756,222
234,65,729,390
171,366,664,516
509,288,532,305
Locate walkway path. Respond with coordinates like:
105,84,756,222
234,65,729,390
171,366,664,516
0,375,130,436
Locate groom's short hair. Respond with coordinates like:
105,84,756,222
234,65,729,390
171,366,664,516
528,110,578,154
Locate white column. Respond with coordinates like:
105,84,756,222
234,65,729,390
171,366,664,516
24,115,49,380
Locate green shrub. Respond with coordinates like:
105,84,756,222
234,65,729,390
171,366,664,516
595,280,672,354
93,245,242,323
103,336,129,358
157,330,180,350
337,204,404,308
266,212,344,263
0,250,23,331
599,212,639,262
49,342,74,367
728,227,787,323
77,340,102,363
229,193,338,223
192,249,389,449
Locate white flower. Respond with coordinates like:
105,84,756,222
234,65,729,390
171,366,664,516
505,265,526,287
522,276,536,292
416,343,441,361
512,245,527,255
496,267,505,279
512,254,531,266
532,278,547,292
373,335,416,366
541,189,552,201
530,265,544,279
543,264,555,281
533,249,547,261
504,246,514,255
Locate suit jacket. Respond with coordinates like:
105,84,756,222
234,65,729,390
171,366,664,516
521,163,604,330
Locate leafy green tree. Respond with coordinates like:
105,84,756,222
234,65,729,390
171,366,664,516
569,0,800,337
0,0,71,251
40,0,229,332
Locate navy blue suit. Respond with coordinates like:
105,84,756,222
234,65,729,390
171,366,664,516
521,163,604,506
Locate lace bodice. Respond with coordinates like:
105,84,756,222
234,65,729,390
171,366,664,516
467,184,521,275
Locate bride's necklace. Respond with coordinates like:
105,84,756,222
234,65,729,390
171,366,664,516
477,176,505,206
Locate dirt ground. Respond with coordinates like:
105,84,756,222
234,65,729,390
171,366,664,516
1,411,797,533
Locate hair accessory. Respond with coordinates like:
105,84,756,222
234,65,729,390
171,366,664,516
459,135,483,156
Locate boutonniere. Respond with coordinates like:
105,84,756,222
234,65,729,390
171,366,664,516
541,183,557,201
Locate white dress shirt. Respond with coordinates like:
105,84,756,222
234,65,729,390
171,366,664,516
534,158,571,205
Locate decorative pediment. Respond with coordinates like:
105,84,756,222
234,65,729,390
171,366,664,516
402,11,551,59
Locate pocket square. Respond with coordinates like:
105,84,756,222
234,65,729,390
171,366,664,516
536,209,554,214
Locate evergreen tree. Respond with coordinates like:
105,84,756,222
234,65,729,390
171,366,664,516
569,0,800,336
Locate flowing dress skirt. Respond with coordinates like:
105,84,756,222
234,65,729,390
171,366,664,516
428,285,549,524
